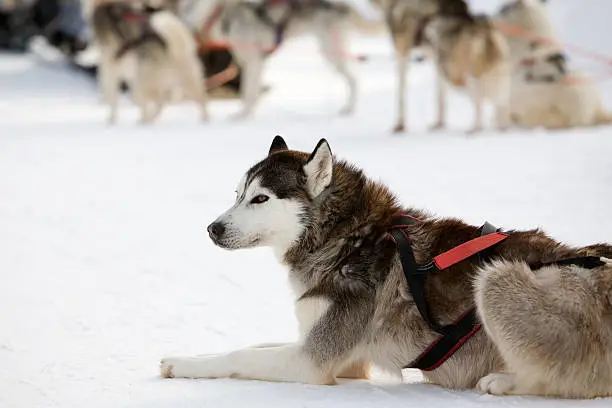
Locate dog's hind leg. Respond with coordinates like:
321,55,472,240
316,28,357,116
467,83,484,134
337,359,370,380
491,72,512,131
474,260,612,398
98,54,121,124
230,50,265,120
389,52,410,133
430,66,447,131
178,50,209,122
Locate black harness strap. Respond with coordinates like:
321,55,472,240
387,214,608,371
252,0,298,52
389,222,441,333
406,308,481,371
387,215,507,371
530,256,607,271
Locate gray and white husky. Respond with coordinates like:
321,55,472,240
181,0,384,119
161,136,612,398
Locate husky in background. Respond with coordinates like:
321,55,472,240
495,0,612,129
160,136,612,398
423,9,511,133
89,0,207,124
182,0,384,119
510,45,612,129
368,0,471,133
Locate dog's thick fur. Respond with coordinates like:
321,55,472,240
511,48,612,129
161,136,612,398
423,12,511,133
183,0,384,119
495,0,612,129
369,0,471,132
89,0,207,124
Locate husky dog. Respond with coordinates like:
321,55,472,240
161,136,612,398
495,0,612,129
183,0,384,119
422,10,511,133
368,0,470,132
89,0,208,124
510,47,612,129
494,0,561,66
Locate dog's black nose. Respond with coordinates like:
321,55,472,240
207,222,225,240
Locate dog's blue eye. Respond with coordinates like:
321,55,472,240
250,195,269,204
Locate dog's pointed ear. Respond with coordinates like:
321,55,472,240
303,138,333,198
269,135,288,155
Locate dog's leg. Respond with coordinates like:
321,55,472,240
430,66,447,131
468,84,484,134
192,345,370,380
494,104,511,132
182,54,209,122
317,28,357,116
231,50,265,120
162,296,373,384
337,360,370,380
98,54,121,124
474,260,612,398
130,78,150,125
160,343,333,384
393,52,409,133
494,74,511,131
146,99,164,124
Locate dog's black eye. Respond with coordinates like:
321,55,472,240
250,195,269,204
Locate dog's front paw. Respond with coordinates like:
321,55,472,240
160,358,175,378
159,356,229,379
477,373,516,395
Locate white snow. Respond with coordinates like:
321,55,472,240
1,1,612,407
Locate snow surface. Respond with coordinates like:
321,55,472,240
1,1,612,407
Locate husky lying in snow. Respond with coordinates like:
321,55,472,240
495,0,612,129
161,136,612,398
510,46,612,129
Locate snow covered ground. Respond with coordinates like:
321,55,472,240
1,1,611,408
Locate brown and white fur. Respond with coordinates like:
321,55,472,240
160,136,612,398
495,0,612,129
182,0,384,120
88,0,207,124
423,12,511,133
510,47,612,129
369,0,471,133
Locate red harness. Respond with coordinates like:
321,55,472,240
387,214,509,371
121,10,150,23
386,214,608,371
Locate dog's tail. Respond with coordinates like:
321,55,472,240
343,4,386,35
149,10,206,102
149,10,199,61
471,21,509,77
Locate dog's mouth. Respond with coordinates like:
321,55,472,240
209,234,261,250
